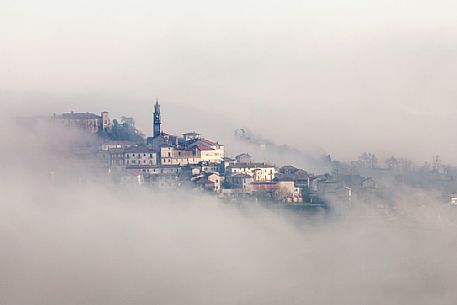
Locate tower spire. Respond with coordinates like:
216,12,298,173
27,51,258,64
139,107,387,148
153,98,161,137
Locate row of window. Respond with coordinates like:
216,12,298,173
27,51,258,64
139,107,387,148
126,160,155,165
126,153,155,159
141,168,179,174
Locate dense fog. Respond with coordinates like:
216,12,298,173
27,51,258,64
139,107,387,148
1,117,457,305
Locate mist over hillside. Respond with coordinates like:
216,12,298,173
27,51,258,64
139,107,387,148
2,0,457,303
1,112,457,305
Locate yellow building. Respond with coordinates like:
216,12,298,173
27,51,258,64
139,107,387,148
160,146,201,166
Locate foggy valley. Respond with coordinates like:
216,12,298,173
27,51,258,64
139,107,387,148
1,0,457,304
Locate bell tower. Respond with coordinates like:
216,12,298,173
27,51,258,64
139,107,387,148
153,98,161,137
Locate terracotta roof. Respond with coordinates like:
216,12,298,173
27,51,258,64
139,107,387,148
199,138,218,146
189,143,214,151
189,138,221,148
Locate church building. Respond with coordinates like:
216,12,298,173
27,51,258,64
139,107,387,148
146,99,225,164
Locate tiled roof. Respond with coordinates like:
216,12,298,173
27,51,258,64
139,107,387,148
189,143,214,151
189,138,221,148
124,146,155,153
199,138,218,146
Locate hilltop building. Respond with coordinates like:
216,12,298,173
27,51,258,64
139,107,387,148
160,146,200,166
146,99,224,164
153,99,161,137
187,139,225,164
53,111,110,134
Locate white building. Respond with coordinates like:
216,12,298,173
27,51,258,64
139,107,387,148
188,139,224,164
227,162,276,182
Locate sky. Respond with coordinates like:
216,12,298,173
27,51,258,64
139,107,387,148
1,0,457,164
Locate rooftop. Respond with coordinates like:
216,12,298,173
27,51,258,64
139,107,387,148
56,112,100,120
124,146,155,154
126,164,181,169
183,132,200,136
230,173,252,178
189,143,215,151
229,162,275,169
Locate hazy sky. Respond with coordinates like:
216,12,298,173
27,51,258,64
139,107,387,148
1,0,457,163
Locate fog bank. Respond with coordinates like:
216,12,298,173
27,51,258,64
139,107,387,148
1,118,457,305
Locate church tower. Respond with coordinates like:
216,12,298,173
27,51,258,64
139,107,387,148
153,98,161,137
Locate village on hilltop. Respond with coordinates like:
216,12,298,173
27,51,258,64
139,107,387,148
43,99,386,206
